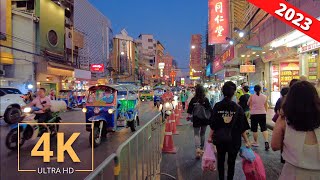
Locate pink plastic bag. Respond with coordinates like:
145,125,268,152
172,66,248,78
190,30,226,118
242,152,266,180
202,142,216,172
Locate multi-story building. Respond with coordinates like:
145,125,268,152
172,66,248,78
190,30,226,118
162,53,173,85
135,34,157,85
0,0,36,93
112,29,137,84
156,41,165,83
74,0,112,84
189,34,203,81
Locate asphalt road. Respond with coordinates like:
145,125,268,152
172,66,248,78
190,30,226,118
0,101,159,180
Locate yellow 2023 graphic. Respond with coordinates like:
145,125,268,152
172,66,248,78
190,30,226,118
31,133,81,163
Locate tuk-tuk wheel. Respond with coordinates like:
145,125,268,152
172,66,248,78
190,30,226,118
89,126,102,147
136,116,140,126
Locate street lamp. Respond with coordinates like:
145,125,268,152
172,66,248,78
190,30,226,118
120,51,125,55
191,45,196,49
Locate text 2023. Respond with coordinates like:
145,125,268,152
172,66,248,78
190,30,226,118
275,3,312,31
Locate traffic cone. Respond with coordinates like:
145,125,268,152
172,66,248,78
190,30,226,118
162,115,178,153
170,114,179,135
175,108,183,126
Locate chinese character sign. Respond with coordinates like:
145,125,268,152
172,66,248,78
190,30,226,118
209,0,229,44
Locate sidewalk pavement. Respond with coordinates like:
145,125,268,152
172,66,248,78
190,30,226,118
160,110,282,180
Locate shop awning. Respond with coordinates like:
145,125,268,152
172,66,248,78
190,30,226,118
47,62,74,77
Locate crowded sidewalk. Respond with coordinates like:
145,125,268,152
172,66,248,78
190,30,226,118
160,109,281,180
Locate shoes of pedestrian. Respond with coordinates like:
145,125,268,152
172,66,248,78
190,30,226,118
265,142,270,151
196,148,201,159
251,142,259,147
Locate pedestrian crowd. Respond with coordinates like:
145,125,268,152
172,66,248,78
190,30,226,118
182,78,320,180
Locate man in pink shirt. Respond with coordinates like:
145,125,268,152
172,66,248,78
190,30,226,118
25,88,52,123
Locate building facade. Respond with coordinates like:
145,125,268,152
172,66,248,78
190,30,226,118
112,29,137,84
135,34,157,85
0,1,36,93
189,34,203,81
74,0,112,83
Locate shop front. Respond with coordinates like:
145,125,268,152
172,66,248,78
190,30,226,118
36,60,74,94
261,46,299,106
298,40,320,83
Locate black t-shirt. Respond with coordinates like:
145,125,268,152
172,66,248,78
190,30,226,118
187,97,212,127
239,94,250,112
210,98,250,149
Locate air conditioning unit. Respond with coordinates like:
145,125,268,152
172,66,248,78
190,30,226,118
0,70,5,76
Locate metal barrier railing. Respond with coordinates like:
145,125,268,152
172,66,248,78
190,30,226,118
85,153,117,180
85,112,164,180
115,113,163,180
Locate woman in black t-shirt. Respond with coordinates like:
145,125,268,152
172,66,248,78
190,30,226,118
208,81,251,180
187,84,212,158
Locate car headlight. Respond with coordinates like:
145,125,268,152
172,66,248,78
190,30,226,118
23,107,32,113
108,108,115,114
82,108,87,113
94,107,100,114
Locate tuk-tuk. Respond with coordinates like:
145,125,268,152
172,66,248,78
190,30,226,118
83,84,140,147
139,90,153,101
58,90,86,109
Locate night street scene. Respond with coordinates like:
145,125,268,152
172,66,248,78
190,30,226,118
0,0,320,180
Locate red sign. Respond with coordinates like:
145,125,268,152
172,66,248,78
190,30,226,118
248,0,320,43
208,0,229,44
90,64,104,72
213,59,223,73
212,47,234,73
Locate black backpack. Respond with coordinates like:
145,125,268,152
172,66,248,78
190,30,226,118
192,100,211,121
212,104,239,145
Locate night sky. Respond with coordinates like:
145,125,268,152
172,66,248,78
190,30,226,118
89,0,208,71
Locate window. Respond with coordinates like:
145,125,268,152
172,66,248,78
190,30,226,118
148,39,153,42
148,46,153,50
0,88,22,94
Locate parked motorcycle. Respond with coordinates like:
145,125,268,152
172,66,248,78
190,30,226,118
5,106,62,150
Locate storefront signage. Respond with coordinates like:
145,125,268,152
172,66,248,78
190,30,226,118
206,63,212,77
90,64,104,72
208,0,229,44
212,47,234,73
158,63,165,69
298,41,320,53
181,78,185,86
220,47,234,64
225,71,237,77
261,46,296,63
213,59,223,73
74,69,91,80
248,0,320,43
240,65,256,73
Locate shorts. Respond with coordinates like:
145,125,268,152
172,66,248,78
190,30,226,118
250,114,267,132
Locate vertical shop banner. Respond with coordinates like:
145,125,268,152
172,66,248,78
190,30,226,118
208,0,229,44
248,0,320,42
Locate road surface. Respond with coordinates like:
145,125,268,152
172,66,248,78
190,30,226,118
0,101,158,180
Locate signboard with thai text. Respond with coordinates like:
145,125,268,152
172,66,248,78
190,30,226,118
208,0,229,44
90,64,104,72
240,65,256,73
298,41,320,53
